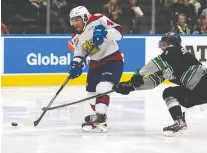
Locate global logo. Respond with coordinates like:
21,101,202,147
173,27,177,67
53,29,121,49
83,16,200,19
27,53,71,66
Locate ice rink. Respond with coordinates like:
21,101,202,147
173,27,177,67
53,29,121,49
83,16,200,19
1,85,207,153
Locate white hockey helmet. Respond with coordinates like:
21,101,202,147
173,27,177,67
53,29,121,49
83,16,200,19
69,6,90,25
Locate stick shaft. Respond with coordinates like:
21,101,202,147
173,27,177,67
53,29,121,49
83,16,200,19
34,77,70,126
44,90,114,111
34,47,95,126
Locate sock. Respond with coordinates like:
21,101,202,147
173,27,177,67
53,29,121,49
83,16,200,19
165,97,182,121
84,92,96,117
95,95,110,114
169,106,182,121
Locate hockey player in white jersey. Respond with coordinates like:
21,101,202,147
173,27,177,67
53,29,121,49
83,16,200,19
69,6,124,132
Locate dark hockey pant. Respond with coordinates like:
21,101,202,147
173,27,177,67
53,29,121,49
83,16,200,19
163,74,207,108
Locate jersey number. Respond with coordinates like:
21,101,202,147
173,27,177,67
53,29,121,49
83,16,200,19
181,47,188,54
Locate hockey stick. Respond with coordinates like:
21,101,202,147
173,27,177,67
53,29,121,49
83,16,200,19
41,90,114,111
34,46,95,127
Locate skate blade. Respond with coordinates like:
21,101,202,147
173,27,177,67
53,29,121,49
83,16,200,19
82,125,108,133
163,127,187,137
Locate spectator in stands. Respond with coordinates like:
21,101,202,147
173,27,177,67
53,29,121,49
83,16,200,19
171,13,191,34
201,8,207,17
192,14,207,34
190,0,201,15
181,0,197,26
122,0,144,33
50,0,69,33
168,0,183,24
103,0,122,23
1,23,9,34
128,0,144,18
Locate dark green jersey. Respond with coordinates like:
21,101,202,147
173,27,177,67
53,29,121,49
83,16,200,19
137,46,207,90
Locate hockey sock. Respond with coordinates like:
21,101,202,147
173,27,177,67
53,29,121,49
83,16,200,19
165,97,182,121
169,106,182,121
84,92,96,116
95,95,110,114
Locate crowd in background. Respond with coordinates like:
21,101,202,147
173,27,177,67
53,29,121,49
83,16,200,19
167,0,207,34
1,0,207,34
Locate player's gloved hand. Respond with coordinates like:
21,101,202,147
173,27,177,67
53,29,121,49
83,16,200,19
112,69,144,95
93,25,108,46
130,69,144,88
112,81,135,95
68,61,83,79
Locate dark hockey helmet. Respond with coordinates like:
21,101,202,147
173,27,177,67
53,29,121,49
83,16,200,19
159,32,181,49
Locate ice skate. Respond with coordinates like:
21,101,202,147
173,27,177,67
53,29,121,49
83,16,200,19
82,113,108,132
163,113,187,136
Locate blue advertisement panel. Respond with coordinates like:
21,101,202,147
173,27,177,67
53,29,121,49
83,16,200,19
4,37,145,74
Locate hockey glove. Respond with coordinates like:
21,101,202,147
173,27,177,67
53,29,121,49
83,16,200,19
68,61,83,79
113,81,135,95
130,69,144,88
93,25,108,46
112,69,144,95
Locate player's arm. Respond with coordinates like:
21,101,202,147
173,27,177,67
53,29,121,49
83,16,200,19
112,53,168,95
139,54,169,76
71,35,86,65
113,69,165,95
68,35,86,79
136,71,165,90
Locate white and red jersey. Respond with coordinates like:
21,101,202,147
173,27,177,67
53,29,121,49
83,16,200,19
71,14,123,68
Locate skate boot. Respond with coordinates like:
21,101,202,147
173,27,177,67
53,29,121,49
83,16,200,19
82,113,108,132
163,113,187,136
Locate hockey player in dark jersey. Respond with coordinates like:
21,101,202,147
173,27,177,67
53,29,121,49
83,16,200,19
113,32,207,136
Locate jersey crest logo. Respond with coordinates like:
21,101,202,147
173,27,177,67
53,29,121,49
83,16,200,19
82,39,101,55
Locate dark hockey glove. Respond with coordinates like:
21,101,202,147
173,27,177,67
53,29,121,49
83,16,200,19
130,69,144,88
113,69,144,95
112,81,135,95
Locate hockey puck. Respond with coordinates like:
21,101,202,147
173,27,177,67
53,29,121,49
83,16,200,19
11,122,18,126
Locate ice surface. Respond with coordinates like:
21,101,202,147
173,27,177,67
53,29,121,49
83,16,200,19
1,85,207,153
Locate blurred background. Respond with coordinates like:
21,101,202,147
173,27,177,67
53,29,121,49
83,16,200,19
1,0,207,34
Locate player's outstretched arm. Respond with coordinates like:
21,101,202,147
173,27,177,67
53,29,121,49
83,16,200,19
113,69,165,95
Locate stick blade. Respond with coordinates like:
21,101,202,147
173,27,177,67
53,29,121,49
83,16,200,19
34,120,39,126
33,111,46,126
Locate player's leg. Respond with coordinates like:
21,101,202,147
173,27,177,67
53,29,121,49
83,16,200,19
188,73,207,106
162,86,189,136
94,61,123,131
162,74,207,136
82,67,102,131
84,61,123,132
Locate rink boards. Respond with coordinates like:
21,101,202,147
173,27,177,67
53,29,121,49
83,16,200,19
1,35,207,87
